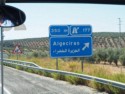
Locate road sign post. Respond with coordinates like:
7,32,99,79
0,27,4,94
49,25,92,58
56,58,58,70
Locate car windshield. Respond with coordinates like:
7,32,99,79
0,3,125,94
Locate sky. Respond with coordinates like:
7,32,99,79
1,3,125,40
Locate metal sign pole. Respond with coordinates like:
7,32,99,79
0,27,4,94
56,58,58,70
81,60,84,72
1,2,5,94
17,53,18,60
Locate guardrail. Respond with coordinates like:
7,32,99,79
3,59,40,68
3,59,125,89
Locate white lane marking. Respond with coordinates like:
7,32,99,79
0,84,11,94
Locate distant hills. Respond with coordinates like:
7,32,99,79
2,32,125,51
93,32,125,48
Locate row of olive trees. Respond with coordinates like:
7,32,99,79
32,50,49,58
87,48,125,66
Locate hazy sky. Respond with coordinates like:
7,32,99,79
2,3,125,40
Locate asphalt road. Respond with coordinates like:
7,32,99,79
0,66,108,94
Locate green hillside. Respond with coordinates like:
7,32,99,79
2,32,125,51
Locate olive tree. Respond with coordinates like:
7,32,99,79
119,53,125,66
106,48,114,65
112,49,120,66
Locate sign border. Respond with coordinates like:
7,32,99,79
50,36,93,58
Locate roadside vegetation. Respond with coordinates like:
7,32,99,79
3,32,125,94
7,48,125,94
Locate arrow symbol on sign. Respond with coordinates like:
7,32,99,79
82,43,89,51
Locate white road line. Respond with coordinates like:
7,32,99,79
0,84,11,94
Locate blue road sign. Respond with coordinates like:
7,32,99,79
49,25,69,36
50,37,92,58
70,25,92,36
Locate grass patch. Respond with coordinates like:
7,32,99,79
43,72,52,77
65,76,88,85
51,73,66,81
8,56,125,93
16,65,23,70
